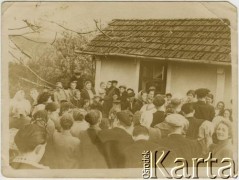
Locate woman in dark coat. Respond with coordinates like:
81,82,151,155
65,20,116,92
81,81,96,104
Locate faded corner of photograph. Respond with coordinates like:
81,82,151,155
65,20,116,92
1,1,238,179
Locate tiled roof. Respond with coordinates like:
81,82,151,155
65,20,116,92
85,19,231,64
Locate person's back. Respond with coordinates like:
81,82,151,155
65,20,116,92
98,111,134,168
193,101,215,121
70,109,89,137
52,113,80,169
193,88,215,121
186,116,205,140
156,114,202,166
53,131,80,168
151,95,165,127
79,128,107,168
181,103,205,140
159,134,202,165
123,125,159,168
99,127,133,168
79,110,107,168
152,111,165,127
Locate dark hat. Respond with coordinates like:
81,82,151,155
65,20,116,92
166,93,172,97
127,88,134,92
186,90,195,96
116,111,133,126
153,95,165,107
195,88,210,98
127,92,135,98
111,80,118,84
119,85,127,89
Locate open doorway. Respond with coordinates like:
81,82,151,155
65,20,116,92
139,61,167,94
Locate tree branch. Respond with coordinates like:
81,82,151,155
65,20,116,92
9,36,32,59
9,26,29,30
94,19,114,40
9,51,55,87
23,19,41,32
44,19,97,35
20,77,52,89
51,32,57,45
9,34,48,44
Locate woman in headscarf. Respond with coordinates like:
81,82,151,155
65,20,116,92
10,90,31,118
210,120,233,163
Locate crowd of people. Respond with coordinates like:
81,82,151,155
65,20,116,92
9,74,235,169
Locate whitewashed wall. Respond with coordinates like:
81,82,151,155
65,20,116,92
95,56,140,93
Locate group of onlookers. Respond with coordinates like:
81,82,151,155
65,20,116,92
9,75,234,169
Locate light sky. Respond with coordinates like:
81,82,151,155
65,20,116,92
2,1,237,42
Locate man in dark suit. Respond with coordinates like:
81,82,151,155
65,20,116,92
119,85,128,110
126,92,139,113
193,88,215,121
123,125,159,168
181,103,205,140
107,80,120,97
98,110,134,168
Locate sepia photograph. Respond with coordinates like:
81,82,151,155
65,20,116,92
1,1,238,178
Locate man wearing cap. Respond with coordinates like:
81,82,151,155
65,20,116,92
193,88,215,121
98,110,134,168
157,114,204,166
